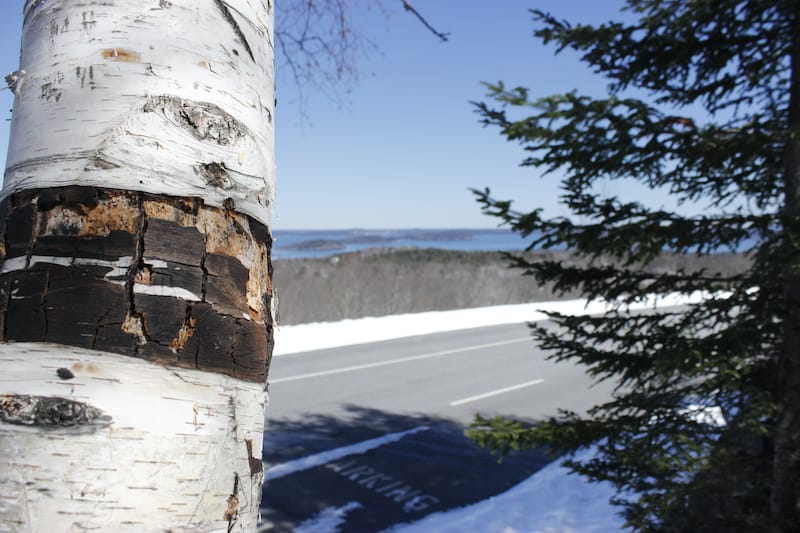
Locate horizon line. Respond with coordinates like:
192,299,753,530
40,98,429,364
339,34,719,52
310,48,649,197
271,227,513,232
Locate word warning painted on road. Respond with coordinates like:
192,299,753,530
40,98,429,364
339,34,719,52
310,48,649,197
259,422,551,532
325,457,440,513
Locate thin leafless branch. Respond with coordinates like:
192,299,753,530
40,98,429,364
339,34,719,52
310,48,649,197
401,0,449,42
276,0,449,114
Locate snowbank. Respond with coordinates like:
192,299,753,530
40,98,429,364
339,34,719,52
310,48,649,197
273,291,711,355
385,447,624,533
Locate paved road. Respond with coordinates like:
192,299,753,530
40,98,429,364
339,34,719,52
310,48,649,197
267,322,615,426
259,322,617,531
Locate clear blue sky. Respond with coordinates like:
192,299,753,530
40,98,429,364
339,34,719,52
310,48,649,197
0,1,657,230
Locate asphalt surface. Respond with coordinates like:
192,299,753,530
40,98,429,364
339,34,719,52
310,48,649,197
259,322,617,531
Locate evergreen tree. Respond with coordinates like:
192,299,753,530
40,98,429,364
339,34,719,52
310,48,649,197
468,1,800,530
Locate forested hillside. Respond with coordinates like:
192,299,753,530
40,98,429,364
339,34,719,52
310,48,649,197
274,249,749,324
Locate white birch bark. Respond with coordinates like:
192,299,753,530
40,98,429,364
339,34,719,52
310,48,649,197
0,1,275,531
3,0,275,224
0,343,266,532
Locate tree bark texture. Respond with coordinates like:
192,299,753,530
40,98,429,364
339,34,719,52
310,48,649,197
0,343,266,532
0,187,274,382
4,0,275,224
0,1,275,531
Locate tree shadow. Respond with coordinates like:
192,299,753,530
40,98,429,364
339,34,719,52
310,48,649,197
260,405,552,533
263,405,470,466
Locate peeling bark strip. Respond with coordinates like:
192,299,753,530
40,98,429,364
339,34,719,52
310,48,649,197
0,186,274,383
4,0,275,224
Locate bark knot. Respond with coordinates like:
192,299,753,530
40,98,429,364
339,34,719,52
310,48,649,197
143,96,249,146
0,394,110,428
197,162,233,189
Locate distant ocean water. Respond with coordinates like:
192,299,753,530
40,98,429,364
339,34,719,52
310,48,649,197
271,229,529,259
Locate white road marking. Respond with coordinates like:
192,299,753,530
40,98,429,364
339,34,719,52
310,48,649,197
263,426,429,481
269,337,530,384
449,379,545,406
291,501,363,533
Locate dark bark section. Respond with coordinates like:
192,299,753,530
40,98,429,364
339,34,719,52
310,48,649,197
46,265,130,349
0,186,273,383
0,393,111,429
4,202,35,259
205,253,249,317
143,218,205,265
136,294,189,361
4,270,47,341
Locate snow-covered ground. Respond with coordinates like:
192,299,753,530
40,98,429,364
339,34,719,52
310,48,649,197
386,446,623,533
270,295,717,532
273,291,710,355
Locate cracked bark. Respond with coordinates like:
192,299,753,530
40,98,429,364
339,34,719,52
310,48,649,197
0,187,274,383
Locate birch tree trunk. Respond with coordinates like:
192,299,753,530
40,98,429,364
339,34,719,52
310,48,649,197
0,1,275,531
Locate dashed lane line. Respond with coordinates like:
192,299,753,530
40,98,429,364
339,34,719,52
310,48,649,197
449,379,545,406
270,337,530,384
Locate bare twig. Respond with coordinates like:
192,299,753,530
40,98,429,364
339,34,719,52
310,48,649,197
276,0,374,114
401,0,449,42
276,0,450,115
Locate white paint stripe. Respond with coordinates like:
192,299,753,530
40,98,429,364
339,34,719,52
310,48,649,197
133,283,202,301
144,258,169,268
450,379,545,407
0,256,27,274
263,426,430,482
0,255,201,301
75,256,133,278
270,337,530,384
0,255,134,279
31,255,73,268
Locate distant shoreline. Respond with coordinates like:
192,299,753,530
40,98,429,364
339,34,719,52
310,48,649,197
272,228,526,260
